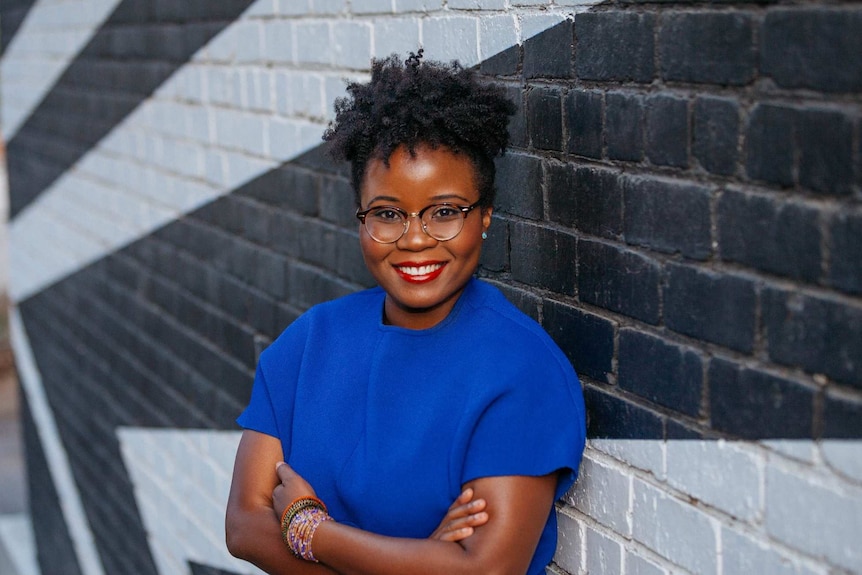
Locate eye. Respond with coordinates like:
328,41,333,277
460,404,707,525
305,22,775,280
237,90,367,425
430,205,461,221
369,208,404,222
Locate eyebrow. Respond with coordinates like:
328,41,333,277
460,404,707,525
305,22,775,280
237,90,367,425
366,193,473,205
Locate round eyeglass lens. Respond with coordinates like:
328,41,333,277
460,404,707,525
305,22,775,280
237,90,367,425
423,205,466,241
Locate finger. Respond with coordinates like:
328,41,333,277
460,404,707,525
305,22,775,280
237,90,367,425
275,461,294,482
444,511,489,531
445,497,487,521
449,488,473,510
436,526,473,543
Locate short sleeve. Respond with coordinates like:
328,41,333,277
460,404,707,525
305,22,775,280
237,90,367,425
236,362,279,438
461,366,586,499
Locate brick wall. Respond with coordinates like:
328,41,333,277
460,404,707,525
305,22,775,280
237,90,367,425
2,1,861,574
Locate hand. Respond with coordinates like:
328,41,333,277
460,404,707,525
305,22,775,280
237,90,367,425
428,487,488,542
272,461,317,517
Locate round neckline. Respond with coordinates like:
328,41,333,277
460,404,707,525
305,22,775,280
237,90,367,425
376,278,476,335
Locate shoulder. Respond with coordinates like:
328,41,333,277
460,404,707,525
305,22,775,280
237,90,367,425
260,286,384,366
463,281,569,367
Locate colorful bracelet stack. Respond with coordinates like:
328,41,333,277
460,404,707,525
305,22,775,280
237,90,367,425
280,496,332,563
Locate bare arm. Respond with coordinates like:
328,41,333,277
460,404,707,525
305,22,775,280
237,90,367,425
274,458,557,575
226,431,491,574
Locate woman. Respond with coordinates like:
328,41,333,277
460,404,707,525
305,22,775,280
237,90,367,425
226,52,586,575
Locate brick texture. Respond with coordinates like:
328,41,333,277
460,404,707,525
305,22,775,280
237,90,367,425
5,2,862,575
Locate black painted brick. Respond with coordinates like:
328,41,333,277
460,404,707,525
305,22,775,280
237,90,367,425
578,240,661,324
240,165,320,215
481,43,520,77
830,211,862,295
573,167,623,239
693,96,739,176
717,189,821,282
761,9,862,93
566,89,603,159
798,107,855,196
495,152,544,220
575,12,655,83
526,86,563,152
709,358,815,439
624,176,711,259
665,264,757,353
190,561,243,575
619,329,703,416
505,85,528,150
546,162,576,227
745,103,796,187
763,288,862,389
822,391,862,439
605,92,644,162
645,94,689,168
584,385,665,440
523,20,573,79
510,222,577,295
319,176,355,227
494,282,541,322
659,12,756,86
543,300,615,383
287,262,354,310
479,217,510,273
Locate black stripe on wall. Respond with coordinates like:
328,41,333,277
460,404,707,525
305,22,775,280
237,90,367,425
5,0,256,219
21,390,85,575
189,561,243,575
0,0,37,55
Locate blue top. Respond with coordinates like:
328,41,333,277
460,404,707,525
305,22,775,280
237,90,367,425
238,278,586,574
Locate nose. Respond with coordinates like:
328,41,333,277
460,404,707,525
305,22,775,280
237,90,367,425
397,214,437,250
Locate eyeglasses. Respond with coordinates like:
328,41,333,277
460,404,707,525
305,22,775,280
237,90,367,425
355,202,481,244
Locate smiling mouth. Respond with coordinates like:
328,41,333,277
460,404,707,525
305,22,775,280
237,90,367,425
394,262,446,283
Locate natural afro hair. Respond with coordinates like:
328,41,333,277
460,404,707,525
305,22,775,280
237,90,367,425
323,50,516,207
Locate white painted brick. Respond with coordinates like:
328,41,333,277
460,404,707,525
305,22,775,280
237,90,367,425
267,117,301,159
295,21,333,66
566,456,631,535
235,20,264,63
632,478,719,574
721,528,824,575
585,526,623,575
394,0,443,11
292,73,326,119
352,0,394,14
763,440,816,464
243,68,275,113
224,152,278,190
448,0,507,9
263,19,295,64
554,509,583,575
519,12,568,42
205,67,240,107
422,16,480,64
556,0,604,6
205,151,229,187
765,465,862,572
372,17,422,59
204,24,238,62
311,0,348,14
512,0,551,5
479,14,518,63
665,441,762,521
819,441,862,484
246,0,278,17
332,21,373,70
589,440,665,479
625,553,667,575
277,0,312,16
186,107,213,144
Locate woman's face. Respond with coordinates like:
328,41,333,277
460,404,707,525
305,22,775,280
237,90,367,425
359,144,492,330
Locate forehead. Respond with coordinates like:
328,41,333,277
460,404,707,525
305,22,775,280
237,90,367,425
360,145,478,203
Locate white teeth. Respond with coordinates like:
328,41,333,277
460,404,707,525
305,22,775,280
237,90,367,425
399,263,443,276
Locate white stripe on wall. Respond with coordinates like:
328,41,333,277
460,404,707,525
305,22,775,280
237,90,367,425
0,0,124,140
9,308,107,575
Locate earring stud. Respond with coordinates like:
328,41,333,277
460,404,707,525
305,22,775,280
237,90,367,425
481,232,488,240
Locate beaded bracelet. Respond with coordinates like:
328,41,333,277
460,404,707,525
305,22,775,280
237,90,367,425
286,506,332,562
280,496,327,547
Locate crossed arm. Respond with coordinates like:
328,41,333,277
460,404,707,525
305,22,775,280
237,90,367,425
225,430,557,575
